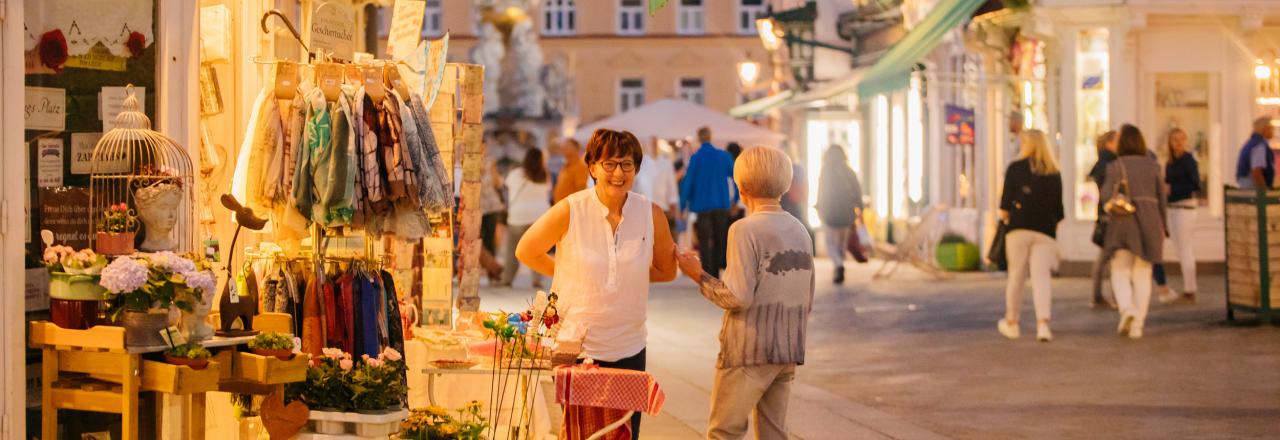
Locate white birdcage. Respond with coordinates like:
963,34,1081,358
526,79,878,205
88,85,197,254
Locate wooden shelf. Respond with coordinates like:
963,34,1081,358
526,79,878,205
49,388,124,413
141,360,221,395
232,351,309,384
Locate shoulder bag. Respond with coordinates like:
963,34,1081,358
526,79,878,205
1104,159,1137,216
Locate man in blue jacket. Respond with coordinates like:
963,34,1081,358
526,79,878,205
680,126,738,277
1236,116,1275,190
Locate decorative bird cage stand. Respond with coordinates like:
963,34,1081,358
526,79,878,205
88,85,197,254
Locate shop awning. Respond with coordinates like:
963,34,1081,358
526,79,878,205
728,90,795,118
856,0,986,99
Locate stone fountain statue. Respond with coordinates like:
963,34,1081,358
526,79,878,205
469,22,505,115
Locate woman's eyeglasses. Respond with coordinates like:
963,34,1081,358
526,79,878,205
598,160,636,173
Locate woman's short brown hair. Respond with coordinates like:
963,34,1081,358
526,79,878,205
584,128,644,168
1117,124,1147,157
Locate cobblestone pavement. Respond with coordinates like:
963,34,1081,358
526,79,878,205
483,258,1280,439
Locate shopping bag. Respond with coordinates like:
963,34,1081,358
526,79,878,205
856,224,871,250
846,225,868,263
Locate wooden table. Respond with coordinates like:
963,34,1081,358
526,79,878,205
30,321,253,440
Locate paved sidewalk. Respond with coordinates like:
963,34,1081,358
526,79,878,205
483,258,1279,439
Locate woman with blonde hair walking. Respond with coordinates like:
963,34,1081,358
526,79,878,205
997,129,1064,342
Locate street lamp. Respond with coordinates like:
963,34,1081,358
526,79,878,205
756,17,783,52
754,1,854,90
737,57,761,89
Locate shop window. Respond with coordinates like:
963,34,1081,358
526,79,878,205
422,0,443,37
619,78,645,113
618,0,646,36
543,0,576,36
738,0,767,35
1073,29,1109,220
678,0,705,35
678,77,705,105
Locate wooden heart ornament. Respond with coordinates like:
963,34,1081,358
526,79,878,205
260,391,309,439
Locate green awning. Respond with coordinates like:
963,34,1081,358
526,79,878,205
857,0,986,99
728,90,795,118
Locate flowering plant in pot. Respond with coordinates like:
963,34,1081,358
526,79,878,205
41,238,110,329
289,348,356,413
163,342,212,370
399,402,488,440
96,203,139,255
248,332,296,360
349,347,408,413
100,252,215,347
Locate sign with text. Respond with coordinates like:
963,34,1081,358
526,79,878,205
37,138,64,188
25,87,66,131
40,187,92,251
386,0,426,61
945,104,975,146
310,2,356,62
100,86,145,132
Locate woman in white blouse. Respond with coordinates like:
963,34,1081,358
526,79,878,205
516,128,678,438
499,148,553,288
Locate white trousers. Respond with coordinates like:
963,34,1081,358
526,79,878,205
824,226,849,269
1004,230,1057,323
1111,250,1153,325
707,364,795,440
1167,207,1198,293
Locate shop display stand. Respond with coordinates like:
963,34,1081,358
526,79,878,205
30,322,250,440
1224,188,1280,325
31,313,307,440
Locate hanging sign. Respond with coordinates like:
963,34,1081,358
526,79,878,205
310,2,356,63
37,138,64,188
386,0,426,61
100,86,146,132
71,132,127,174
945,104,975,146
25,87,66,131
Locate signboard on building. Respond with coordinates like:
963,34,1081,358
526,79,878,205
945,104,975,146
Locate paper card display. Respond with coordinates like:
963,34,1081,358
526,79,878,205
100,86,145,132
386,0,426,61
71,132,127,174
310,2,356,63
37,138,64,188
200,5,232,63
39,187,92,250
25,269,50,312
25,87,66,131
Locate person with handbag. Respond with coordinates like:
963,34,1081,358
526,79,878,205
816,145,865,284
996,129,1064,342
1101,124,1168,339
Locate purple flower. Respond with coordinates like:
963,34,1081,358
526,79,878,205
183,270,215,294
150,251,195,274
99,257,149,294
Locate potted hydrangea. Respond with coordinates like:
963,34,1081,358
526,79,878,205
96,202,139,255
163,342,212,370
100,252,215,347
43,245,109,329
248,332,296,360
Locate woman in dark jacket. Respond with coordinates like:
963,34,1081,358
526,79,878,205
1164,128,1201,302
1102,124,1168,339
1088,130,1119,309
996,129,1064,342
816,145,864,284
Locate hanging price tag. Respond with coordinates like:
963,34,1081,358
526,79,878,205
231,272,246,303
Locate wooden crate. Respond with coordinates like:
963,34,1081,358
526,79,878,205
1224,189,1280,323
232,351,309,384
211,349,236,382
141,359,221,395
29,321,126,352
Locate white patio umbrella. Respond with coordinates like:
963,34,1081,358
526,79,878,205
571,98,786,147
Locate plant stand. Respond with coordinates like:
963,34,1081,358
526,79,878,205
29,321,252,440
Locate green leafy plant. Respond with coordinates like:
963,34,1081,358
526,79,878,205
164,342,212,360
399,401,488,440
230,393,260,419
248,332,295,351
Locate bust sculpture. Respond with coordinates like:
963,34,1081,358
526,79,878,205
134,182,182,252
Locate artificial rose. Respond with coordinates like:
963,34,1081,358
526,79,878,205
38,29,68,72
382,347,402,362
126,32,146,58
339,359,353,371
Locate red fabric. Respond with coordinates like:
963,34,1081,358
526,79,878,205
300,281,323,357
555,365,665,440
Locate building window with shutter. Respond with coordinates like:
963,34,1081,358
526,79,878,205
678,0,704,35
543,0,576,36
679,78,705,105
422,0,443,37
619,78,645,113
618,0,646,35
738,0,767,35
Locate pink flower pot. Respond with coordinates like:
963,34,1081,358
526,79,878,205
96,232,136,255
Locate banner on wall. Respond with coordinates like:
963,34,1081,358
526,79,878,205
945,104,975,146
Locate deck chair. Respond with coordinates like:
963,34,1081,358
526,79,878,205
872,205,952,280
